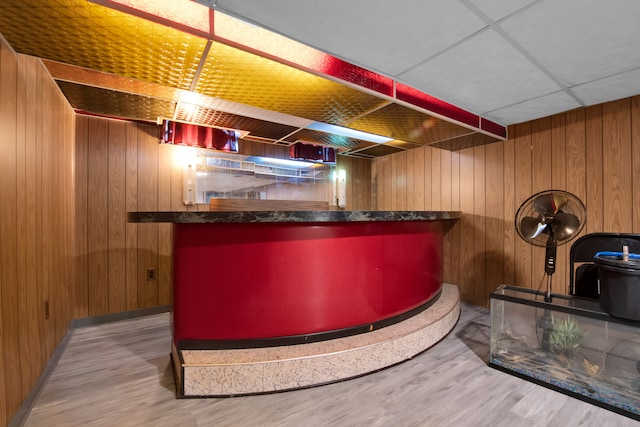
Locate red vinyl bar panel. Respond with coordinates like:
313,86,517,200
395,82,479,129
481,117,507,139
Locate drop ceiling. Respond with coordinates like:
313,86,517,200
1,0,639,157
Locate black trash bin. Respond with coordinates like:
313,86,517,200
595,254,640,321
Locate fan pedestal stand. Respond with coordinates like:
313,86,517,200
537,235,557,351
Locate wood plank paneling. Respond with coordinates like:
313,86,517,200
423,147,432,209
1,44,76,424
75,116,89,317
585,105,603,233
431,149,442,210
87,118,109,315
502,136,516,287
458,150,474,301
16,54,33,397
108,120,127,313
137,125,159,308
513,123,533,290
633,96,640,232
0,37,23,420
530,118,552,291
472,146,486,298
413,147,425,210
23,56,43,388
125,123,139,310
373,96,640,305
551,114,568,294
395,150,407,209
441,150,452,211
158,143,173,306
484,142,504,297
603,99,633,232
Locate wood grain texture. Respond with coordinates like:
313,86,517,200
1,45,76,424
157,143,173,306
372,96,640,305
125,122,139,310
137,125,159,308
458,150,474,302
530,118,551,291
431,148,442,210
585,105,604,233
23,56,43,388
1,37,23,420
633,97,640,233
87,118,109,315
484,142,504,298
603,99,632,232
513,123,534,291
473,145,486,298
108,120,127,313
395,150,407,209
22,305,639,427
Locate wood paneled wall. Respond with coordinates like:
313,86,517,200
74,117,373,322
0,44,76,425
373,96,640,306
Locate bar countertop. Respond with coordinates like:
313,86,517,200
127,210,461,224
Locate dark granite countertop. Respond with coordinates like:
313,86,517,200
127,210,461,224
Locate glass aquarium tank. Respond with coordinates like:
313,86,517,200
490,286,640,421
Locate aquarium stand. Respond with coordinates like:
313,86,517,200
490,285,640,421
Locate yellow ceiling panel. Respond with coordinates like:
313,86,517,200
57,81,176,122
347,103,473,146
195,40,390,126
174,103,301,141
43,60,183,101
283,129,375,151
0,0,206,90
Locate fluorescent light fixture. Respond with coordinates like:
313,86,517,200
307,122,393,144
250,156,319,169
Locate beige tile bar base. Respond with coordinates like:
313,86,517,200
172,283,460,397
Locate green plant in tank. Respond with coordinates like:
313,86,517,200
549,315,584,356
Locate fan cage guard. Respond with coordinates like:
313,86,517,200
515,189,586,248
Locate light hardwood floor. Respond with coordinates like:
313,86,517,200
21,304,638,427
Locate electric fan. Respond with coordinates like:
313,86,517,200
515,190,586,302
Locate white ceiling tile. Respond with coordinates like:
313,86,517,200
214,0,487,76
484,91,581,125
500,0,640,86
570,67,640,106
398,28,561,114
466,0,537,22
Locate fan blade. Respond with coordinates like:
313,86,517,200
533,194,554,216
520,216,548,239
551,212,580,240
533,193,568,215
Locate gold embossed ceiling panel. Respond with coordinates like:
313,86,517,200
0,0,506,157
347,103,475,146
174,104,301,141
283,129,376,151
57,81,177,122
0,0,206,90
196,40,391,125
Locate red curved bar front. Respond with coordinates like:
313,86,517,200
172,220,444,343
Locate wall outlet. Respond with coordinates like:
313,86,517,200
147,268,157,281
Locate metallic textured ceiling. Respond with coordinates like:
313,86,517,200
0,0,512,157
210,0,640,127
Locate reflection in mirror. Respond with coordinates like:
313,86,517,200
192,148,333,204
